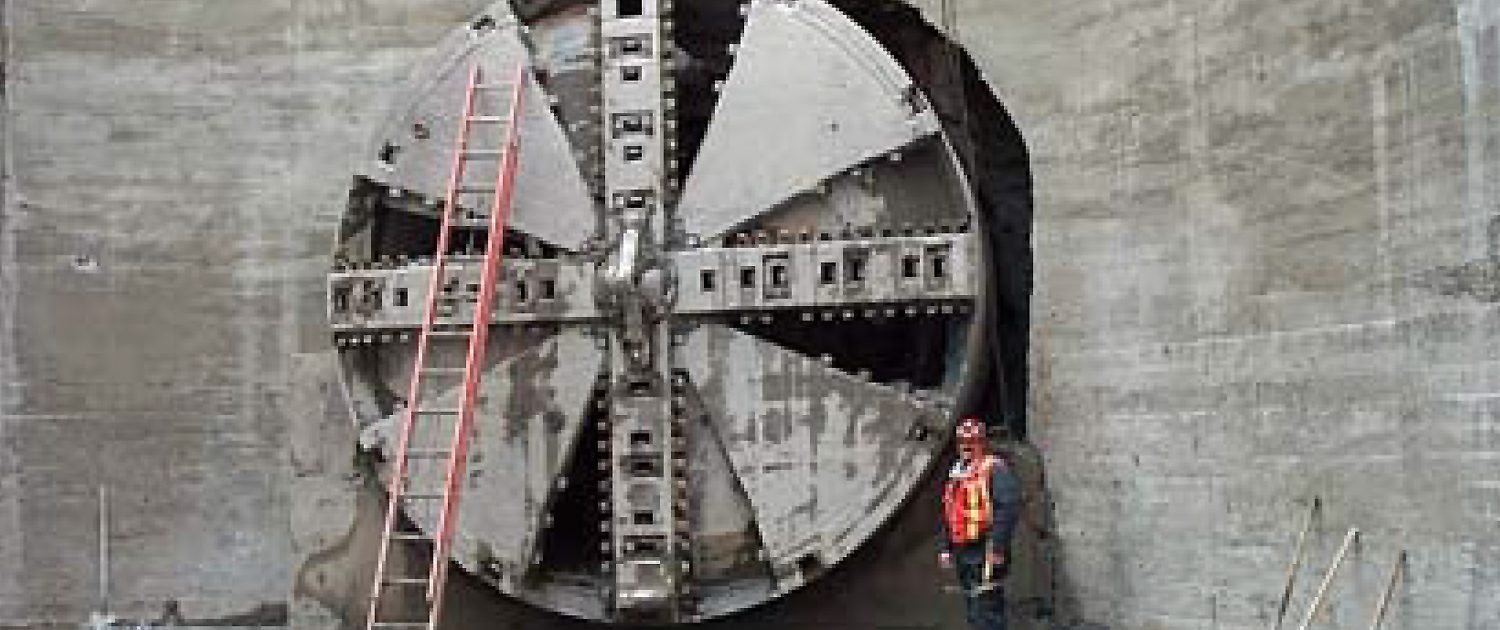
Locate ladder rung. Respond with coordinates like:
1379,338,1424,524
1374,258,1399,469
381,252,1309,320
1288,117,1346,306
456,185,496,193
383,577,430,586
467,116,506,123
372,623,428,628
422,367,467,375
403,492,445,500
415,408,461,415
391,532,428,541
462,149,504,159
428,330,472,339
473,83,513,90
406,448,451,458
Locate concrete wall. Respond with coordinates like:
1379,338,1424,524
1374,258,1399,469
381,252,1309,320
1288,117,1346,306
2,0,1497,629
0,0,497,625
902,0,1500,627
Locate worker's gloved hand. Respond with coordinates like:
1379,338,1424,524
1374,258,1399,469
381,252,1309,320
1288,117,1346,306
938,552,952,569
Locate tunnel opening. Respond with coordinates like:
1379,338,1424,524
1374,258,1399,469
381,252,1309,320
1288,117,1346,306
673,0,749,191
729,314,966,390
537,398,609,579
334,0,1037,621
342,178,566,262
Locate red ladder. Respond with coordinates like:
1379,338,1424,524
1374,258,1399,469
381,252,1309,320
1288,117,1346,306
365,61,526,630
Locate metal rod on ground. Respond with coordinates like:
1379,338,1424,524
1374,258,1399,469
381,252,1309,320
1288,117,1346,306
1274,497,1321,630
1367,550,1406,630
1296,527,1360,630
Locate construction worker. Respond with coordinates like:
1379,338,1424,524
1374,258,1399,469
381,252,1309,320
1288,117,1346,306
939,418,1022,630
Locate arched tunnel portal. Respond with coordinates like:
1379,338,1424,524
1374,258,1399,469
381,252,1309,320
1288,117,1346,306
326,0,1037,625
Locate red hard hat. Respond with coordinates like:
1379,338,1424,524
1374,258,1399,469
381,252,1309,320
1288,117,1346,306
955,418,985,442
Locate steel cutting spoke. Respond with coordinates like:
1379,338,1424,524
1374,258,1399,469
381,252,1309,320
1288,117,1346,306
329,257,601,336
679,324,953,583
362,16,597,252
671,231,978,317
678,0,942,241
358,328,604,573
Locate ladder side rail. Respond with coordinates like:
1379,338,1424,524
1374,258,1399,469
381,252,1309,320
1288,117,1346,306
1296,528,1361,630
1367,550,1406,630
426,62,528,618
365,63,483,630
1273,497,1321,630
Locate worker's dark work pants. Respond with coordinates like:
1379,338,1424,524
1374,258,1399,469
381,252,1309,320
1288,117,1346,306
953,542,1006,630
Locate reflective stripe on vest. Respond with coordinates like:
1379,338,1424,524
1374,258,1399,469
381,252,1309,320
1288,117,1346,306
943,455,995,545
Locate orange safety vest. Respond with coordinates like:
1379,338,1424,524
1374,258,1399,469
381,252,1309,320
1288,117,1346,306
942,455,998,545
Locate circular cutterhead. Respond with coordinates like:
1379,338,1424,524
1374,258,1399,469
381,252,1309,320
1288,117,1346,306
329,0,995,623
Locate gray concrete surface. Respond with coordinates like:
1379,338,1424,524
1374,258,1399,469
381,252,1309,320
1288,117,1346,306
904,0,1500,628
0,0,498,625
1,0,1497,629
